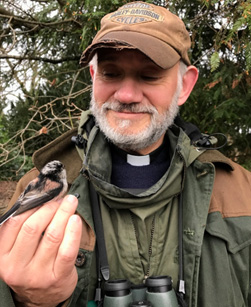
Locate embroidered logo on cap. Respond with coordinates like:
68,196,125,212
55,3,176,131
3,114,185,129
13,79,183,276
109,2,164,25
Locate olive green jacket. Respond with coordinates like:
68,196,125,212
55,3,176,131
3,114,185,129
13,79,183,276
1,112,251,307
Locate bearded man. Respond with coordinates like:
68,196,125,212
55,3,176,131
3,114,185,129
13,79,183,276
0,2,250,307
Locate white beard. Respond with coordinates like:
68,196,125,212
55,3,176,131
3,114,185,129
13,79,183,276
90,86,181,152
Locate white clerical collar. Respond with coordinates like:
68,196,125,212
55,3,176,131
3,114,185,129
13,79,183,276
127,154,150,166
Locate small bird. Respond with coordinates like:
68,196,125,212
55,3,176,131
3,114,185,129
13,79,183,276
0,160,68,226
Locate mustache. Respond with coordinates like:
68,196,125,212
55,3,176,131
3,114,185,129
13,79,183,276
101,101,158,114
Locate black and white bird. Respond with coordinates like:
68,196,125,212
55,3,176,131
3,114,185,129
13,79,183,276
0,160,68,226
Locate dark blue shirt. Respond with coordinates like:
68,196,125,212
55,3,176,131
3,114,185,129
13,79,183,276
110,136,170,193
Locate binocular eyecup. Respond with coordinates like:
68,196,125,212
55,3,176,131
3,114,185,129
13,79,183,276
145,275,173,293
104,279,131,297
103,275,179,307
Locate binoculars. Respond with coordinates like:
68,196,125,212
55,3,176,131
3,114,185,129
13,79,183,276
103,275,179,307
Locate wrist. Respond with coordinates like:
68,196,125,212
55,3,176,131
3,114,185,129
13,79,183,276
12,291,57,307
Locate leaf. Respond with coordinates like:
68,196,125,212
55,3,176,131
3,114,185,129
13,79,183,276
39,127,48,135
204,78,222,89
232,79,240,89
210,51,220,72
245,41,251,71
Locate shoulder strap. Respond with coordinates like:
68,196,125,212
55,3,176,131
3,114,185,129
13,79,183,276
71,113,95,152
174,115,228,150
174,115,212,147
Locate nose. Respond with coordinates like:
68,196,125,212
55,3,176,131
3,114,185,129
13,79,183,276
114,78,143,104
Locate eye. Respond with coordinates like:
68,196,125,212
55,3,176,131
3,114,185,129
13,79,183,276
98,63,122,80
140,69,162,82
141,75,160,81
102,71,120,79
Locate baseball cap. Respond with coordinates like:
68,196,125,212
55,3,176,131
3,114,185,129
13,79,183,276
80,1,191,69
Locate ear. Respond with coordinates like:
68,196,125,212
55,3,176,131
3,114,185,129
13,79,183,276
89,65,95,80
178,65,198,106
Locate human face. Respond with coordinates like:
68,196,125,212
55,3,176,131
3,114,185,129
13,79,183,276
90,49,182,154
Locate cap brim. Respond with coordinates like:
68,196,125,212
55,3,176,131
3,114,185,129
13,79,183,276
80,31,181,69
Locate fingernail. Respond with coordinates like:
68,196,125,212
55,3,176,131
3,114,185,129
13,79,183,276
66,194,78,203
71,214,80,223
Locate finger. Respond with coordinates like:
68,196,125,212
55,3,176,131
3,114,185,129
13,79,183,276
8,200,61,265
35,195,78,265
0,203,50,254
54,214,82,278
0,214,26,254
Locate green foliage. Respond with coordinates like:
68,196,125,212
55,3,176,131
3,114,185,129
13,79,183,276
0,114,8,144
0,153,33,181
181,60,251,168
167,0,251,168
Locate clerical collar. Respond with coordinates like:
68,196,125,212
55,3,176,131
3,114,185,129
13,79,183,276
126,154,150,166
110,135,169,166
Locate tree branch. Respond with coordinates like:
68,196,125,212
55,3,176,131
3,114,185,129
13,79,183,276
0,7,35,30
0,54,81,64
0,13,82,29
0,25,40,38
56,0,67,8
29,0,51,2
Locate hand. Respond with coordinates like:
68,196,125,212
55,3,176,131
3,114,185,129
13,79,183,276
0,194,82,307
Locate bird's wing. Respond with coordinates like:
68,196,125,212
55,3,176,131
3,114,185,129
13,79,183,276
0,201,21,225
0,185,62,226
0,178,40,226
14,185,63,215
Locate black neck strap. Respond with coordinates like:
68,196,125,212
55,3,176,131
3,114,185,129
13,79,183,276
176,192,188,307
89,181,109,305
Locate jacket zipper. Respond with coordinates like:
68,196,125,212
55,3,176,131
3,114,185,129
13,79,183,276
130,211,156,282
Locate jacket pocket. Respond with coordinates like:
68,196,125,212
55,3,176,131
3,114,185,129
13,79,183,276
197,230,248,307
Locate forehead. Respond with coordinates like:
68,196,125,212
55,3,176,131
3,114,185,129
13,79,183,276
97,48,161,68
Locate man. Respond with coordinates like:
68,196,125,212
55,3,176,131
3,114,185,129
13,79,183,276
0,2,250,307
